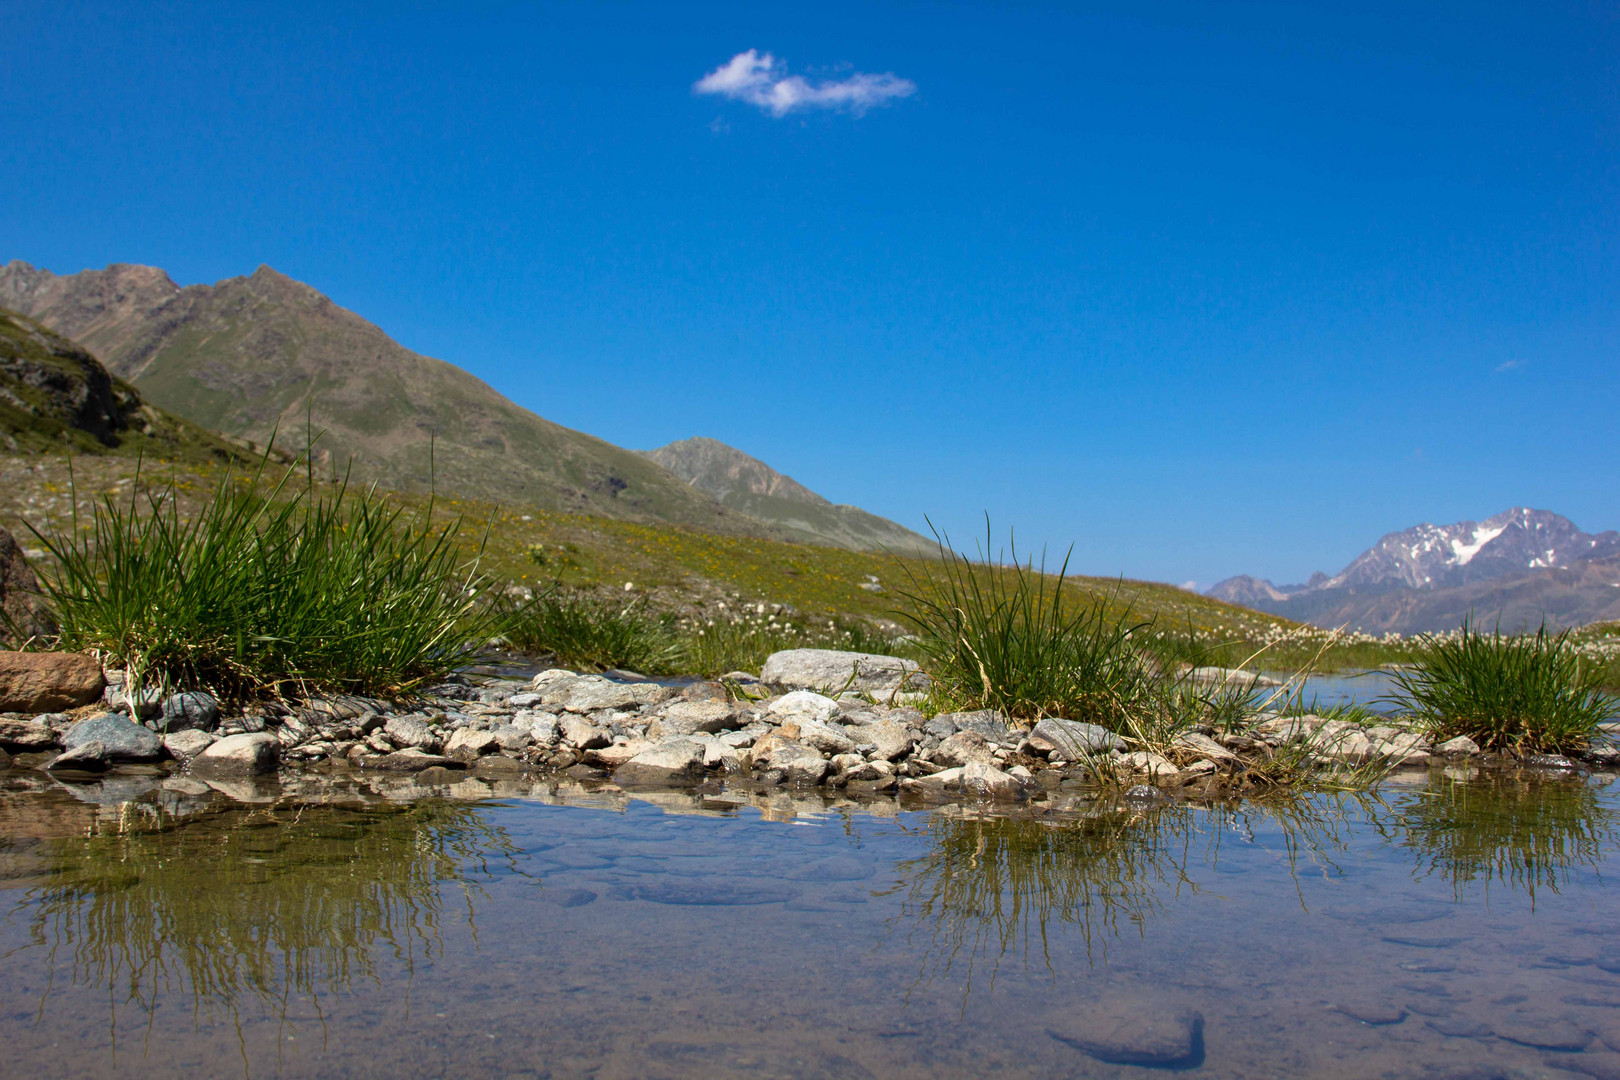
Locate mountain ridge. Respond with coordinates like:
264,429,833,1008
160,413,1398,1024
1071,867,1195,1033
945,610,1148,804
0,260,779,537
641,437,937,557
1209,508,1620,633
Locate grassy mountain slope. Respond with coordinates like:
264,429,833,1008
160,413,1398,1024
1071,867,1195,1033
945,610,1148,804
642,436,937,557
0,307,235,462
0,261,773,536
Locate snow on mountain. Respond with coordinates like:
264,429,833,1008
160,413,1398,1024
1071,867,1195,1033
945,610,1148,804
1208,508,1620,608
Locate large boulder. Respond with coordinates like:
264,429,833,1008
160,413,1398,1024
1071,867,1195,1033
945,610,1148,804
0,528,56,645
188,732,281,777
62,712,162,761
0,651,105,712
761,649,926,695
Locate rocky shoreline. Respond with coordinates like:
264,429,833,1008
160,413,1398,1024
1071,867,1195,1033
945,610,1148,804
2,647,1616,802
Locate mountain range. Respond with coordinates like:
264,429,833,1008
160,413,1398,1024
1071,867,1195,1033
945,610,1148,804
1209,509,1620,633
641,438,936,557
0,260,925,556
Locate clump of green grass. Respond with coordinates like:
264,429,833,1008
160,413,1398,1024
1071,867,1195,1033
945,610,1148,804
32,455,497,701
894,523,1161,727
1384,619,1618,753
502,587,680,674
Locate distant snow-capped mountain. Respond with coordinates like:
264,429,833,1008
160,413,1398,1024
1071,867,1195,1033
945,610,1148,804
1207,509,1620,633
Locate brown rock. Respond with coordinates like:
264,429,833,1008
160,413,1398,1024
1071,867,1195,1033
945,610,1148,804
0,528,56,645
0,651,105,712
0,717,61,750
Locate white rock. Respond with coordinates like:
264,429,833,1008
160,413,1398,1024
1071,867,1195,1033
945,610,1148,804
767,690,839,727
162,729,215,760
1437,735,1481,756
761,649,927,695
614,739,705,784
189,732,280,777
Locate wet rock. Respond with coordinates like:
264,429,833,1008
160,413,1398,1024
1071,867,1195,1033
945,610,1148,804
1027,717,1123,758
608,880,798,906
0,527,57,645
542,887,599,908
758,738,830,785
1494,1014,1591,1051
190,732,281,777
0,716,60,751
63,713,162,761
1048,1001,1205,1068
370,747,464,772
614,740,705,785
47,740,114,774
490,724,531,751
1523,753,1579,771
650,700,736,736
761,648,925,695
1124,784,1167,801
766,690,839,727
560,715,611,750
958,761,1027,800
933,730,995,768
1334,999,1407,1025
1437,735,1481,755
445,727,499,759
383,715,440,752
162,729,216,760
472,754,525,778
415,765,459,785
1426,1017,1495,1038
0,651,105,713
159,691,219,732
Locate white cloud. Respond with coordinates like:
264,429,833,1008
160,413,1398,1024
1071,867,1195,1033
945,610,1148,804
694,49,916,117
1494,359,1524,373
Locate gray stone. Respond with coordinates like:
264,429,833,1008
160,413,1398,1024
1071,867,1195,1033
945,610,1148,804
560,714,611,750
614,739,705,785
370,747,465,772
383,715,439,751
189,732,281,777
1027,717,1123,758
770,740,831,785
490,724,531,751
766,690,839,727
0,717,60,751
783,719,857,756
936,710,1010,744
560,678,671,714
958,761,1027,800
516,711,560,742
445,727,499,759
651,700,737,736
159,691,219,732
47,740,114,773
63,713,162,761
1048,1001,1204,1068
163,729,216,760
933,730,995,768
865,719,914,761
1494,1015,1591,1051
761,648,926,695
1334,999,1408,1025
923,715,958,740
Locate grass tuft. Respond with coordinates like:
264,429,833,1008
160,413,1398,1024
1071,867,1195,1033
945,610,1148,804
1383,618,1618,753
501,588,681,674
31,453,498,702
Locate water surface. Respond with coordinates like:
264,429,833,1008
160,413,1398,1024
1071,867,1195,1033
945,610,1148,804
1,768,1617,1078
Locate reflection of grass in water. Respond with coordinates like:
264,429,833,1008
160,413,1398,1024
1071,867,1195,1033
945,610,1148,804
885,799,1360,1002
1391,775,1617,906
4,799,516,1064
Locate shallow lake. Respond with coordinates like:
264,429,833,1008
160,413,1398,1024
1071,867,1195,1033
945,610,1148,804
1,767,1618,1079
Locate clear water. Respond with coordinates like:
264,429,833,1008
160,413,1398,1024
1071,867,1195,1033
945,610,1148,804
1,767,1618,1078
1259,669,1403,713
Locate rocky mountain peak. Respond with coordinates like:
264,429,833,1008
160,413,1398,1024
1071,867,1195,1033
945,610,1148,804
643,437,830,506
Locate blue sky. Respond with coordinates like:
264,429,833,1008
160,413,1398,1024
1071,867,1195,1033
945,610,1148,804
4,1,1615,587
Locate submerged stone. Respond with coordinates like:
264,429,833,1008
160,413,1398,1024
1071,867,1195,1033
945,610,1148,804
1048,1001,1205,1068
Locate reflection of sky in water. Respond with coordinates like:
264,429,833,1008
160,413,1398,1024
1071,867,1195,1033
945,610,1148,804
0,772,1616,1078
1259,668,1404,712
